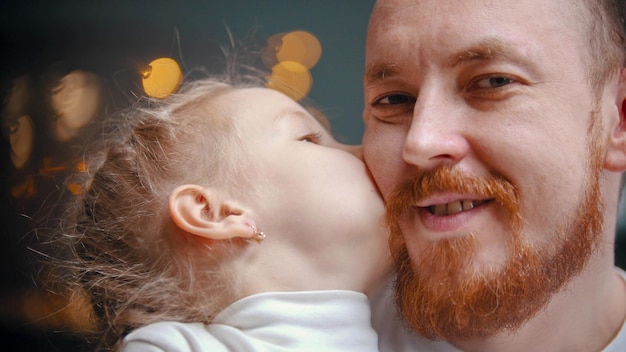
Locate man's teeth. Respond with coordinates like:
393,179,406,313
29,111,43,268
430,200,483,216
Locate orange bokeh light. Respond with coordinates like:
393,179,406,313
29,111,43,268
141,58,183,99
276,30,322,69
266,61,312,102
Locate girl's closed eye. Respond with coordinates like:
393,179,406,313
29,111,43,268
299,131,323,144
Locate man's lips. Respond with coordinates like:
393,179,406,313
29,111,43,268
420,199,493,216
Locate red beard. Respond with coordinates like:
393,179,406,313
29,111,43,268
386,120,604,341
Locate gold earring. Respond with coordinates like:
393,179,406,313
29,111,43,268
248,225,266,243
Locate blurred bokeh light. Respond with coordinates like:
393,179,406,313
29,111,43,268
267,60,312,101
263,30,321,101
9,115,34,169
141,57,183,99
276,30,322,69
50,70,101,141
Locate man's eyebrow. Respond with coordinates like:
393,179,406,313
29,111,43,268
365,39,523,85
445,38,518,68
364,62,400,85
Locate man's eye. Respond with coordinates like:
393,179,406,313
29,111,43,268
472,76,515,89
375,94,416,106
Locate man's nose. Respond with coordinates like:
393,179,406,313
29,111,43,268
402,95,470,170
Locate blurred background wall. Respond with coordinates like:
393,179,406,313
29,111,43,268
1,1,624,351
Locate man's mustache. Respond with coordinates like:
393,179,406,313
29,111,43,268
386,166,521,229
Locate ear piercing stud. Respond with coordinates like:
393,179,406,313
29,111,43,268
249,225,266,243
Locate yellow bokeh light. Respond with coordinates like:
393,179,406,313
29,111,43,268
141,58,183,99
9,115,34,169
50,70,101,142
266,61,312,102
276,31,322,69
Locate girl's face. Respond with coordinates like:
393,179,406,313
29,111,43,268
216,87,390,295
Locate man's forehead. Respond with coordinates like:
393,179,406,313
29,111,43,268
367,0,587,45
371,0,460,16
371,0,583,16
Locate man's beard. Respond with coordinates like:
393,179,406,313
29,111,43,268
386,115,605,342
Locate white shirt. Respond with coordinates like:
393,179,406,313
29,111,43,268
122,290,379,352
371,268,626,352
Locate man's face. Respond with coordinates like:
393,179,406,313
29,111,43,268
363,0,608,340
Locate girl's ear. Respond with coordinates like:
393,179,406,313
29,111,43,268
168,184,257,241
605,69,626,172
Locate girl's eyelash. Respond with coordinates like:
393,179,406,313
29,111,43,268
300,131,323,143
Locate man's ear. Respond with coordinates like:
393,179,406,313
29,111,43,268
168,184,256,241
605,68,626,172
